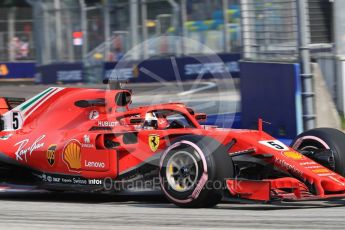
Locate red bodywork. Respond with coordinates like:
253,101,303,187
0,87,345,202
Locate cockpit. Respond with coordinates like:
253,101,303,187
142,110,196,130
117,109,199,130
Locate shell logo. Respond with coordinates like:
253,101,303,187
63,141,81,170
283,151,304,160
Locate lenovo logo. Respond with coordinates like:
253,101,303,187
85,160,105,168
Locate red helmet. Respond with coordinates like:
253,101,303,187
156,117,169,130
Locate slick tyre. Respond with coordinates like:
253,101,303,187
159,135,234,208
291,128,345,176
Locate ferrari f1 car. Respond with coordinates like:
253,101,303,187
1,85,345,208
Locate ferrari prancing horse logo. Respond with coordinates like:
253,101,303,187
149,134,160,152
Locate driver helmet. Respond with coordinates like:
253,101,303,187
143,112,169,129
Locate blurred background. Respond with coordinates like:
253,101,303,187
0,0,344,140
0,0,242,63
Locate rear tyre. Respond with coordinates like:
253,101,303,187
159,135,234,208
291,128,345,176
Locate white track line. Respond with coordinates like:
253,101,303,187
178,82,217,96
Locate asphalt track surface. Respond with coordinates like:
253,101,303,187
1,82,345,229
0,189,345,230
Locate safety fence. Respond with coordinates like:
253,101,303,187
241,0,299,62
0,7,34,62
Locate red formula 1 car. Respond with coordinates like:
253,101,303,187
1,85,345,207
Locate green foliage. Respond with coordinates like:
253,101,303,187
341,115,345,130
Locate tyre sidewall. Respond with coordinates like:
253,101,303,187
159,135,234,207
291,128,345,176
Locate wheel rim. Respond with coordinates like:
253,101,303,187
300,145,319,151
165,150,199,192
296,141,336,171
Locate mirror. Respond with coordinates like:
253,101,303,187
115,91,132,107
194,113,207,121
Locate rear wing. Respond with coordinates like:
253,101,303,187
0,97,25,131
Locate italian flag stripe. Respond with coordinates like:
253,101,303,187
19,87,54,112
23,88,59,117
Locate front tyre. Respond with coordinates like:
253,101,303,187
159,135,234,208
291,128,345,176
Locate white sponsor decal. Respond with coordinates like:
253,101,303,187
89,110,99,120
73,178,87,184
82,135,94,148
88,179,103,185
53,177,61,183
184,62,239,76
316,173,336,177
57,70,82,81
14,135,46,162
259,140,289,151
305,165,323,169
82,143,94,148
85,160,105,168
98,121,117,127
2,111,23,131
62,178,73,183
84,135,90,144
107,68,133,80
300,162,317,166
81,135,94,148
41,173,102,185
275,158,303,177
